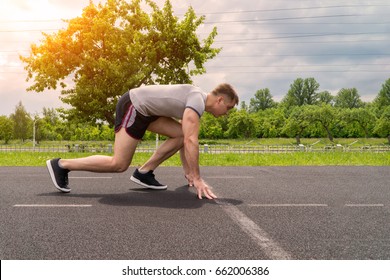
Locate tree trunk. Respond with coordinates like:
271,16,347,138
296,135,301,145
325,126,333,142
363,125,369,139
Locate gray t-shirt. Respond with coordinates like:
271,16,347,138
129,84,207,119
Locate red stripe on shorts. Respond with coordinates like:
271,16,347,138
122,104,136,129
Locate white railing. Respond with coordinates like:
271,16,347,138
200,144,390,153
1,144,389,153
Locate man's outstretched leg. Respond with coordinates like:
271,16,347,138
46,128,139,192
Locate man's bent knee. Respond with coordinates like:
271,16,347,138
111,160,130,173
116,165,129,173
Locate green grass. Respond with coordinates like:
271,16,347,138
1,137,389,166
199,152,389,166
0,151,388,166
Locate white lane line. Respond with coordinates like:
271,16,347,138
13,204,92,207
248,204,328,207
345,204,384,207
216,199,292,260
69,177,112,179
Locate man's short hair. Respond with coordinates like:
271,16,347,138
211,83,239,105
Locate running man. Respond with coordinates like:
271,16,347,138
46,83,239,199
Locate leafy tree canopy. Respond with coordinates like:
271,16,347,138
334,88,363,109
9,101,31,142
282,77,320,108
374,78,390,109
21,0,220,124
249,88,277,112
374,106,390,144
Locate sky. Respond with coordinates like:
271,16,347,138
0,0,389,116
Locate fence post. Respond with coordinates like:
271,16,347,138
204,144,209,153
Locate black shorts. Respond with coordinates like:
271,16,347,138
114,91,158,140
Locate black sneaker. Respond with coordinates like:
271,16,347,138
130,169,167,190
46,158,71,193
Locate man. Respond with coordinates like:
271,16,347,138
46,83,239,199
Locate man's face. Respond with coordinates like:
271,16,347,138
212,96,235,117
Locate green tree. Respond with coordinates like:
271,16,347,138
283,106,311,144
240,101,249,111
0,116,14,144
304,78,320,105
334,88,363,109
199,112,224,139
374,78,390,109
282,77,320,108
254,108,286,138
249,88,276,112
100,124,115,141
316,91,334,105
309,104,337,142
21,0,220,124
342,108,376,138
225,109,256,138
89,126,101,140
42,107,60,125
282,78,305,107
374,106,390,144
10,102,31,142
38,108,63,141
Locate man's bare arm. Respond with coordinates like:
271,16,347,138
182,108,217,199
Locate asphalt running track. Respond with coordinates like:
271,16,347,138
1,166,390,260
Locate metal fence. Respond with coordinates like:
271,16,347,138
0,144,156,153
0,143,389,153
201,144,390,153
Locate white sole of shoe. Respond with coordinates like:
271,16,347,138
130,176,167,190
46,160,71,193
